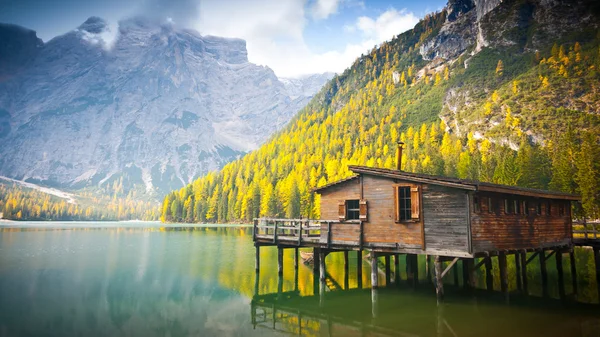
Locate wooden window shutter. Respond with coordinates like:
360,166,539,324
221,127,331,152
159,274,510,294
338,201,346,221
393,186,399,221
410,186,420,220
359,199,368,221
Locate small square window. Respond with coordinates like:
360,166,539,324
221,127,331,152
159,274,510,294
514,200,521,214
536,203,542,215
346,200,360,220
546,201,552,216
474,196,480,213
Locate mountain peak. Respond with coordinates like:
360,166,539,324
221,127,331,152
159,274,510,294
78,16,109,34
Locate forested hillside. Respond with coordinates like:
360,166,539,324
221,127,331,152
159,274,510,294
161,0,600,223
0,181,159,221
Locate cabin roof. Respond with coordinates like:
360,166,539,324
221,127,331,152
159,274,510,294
313,165,581,201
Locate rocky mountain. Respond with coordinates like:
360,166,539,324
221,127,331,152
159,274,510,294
0,17,331,196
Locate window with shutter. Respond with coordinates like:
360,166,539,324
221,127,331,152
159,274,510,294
394,184,420,222
338,201,346,221
359,199,368,221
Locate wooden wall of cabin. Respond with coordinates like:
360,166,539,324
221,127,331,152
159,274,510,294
319,178,362,243
361,175,423,249
421,185,470,255
470,193,572,252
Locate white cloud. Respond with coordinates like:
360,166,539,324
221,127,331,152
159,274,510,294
311,0,341,19
354,9,419,42
195,1,419,78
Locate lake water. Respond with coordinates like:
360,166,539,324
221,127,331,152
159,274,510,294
1,222,599,337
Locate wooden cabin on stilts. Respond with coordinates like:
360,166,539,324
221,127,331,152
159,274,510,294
253,141,593,304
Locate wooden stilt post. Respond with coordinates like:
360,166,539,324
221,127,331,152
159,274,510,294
434,256,444,302
371,252,379,289
593,247,600,303
426,255,432,284
556,250,565,300
540,250,549,297
385,255,391,286
313,248,320,295
413,255,419,286
319,251,326,285
255,245,260,273
394,254,401,285
357,250,363,289
407,254,417,287
484,257,494,291
254,268,260,296
520,251,528,295
278,247,284,276
294,247,299,270
515,252,522,292
319,250,326,307
344,250,349,290
462,259,470,289
569,250,578,296
294,249,299,292
499,252,508,294
453,261,459,287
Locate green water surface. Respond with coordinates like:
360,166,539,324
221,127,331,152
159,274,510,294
0,222,599,337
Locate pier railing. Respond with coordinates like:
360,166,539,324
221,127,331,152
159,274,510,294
253,218,329,245
572,219,600,241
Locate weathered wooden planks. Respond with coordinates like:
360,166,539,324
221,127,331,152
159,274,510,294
471,193,572,252
422,185,469,253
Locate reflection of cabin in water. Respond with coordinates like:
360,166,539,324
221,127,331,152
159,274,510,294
253,142,595,300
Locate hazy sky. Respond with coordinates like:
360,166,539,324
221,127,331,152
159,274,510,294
0,0,446,77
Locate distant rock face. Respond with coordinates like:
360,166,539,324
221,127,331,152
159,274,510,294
0,23,43,79
420,0,597,61
0,17,330,195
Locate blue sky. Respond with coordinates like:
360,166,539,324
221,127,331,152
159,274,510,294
0,0,447,77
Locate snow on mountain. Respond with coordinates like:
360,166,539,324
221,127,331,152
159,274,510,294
0,17,331,196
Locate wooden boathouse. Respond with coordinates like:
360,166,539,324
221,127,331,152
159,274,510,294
253,142,596,300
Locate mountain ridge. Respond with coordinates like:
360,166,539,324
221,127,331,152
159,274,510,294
0,17,333,197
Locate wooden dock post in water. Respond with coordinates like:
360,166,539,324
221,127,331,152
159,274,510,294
556,249,565,300
569,250,578,296
294,247,299,270
277,247,283,276
540,250,549,297
515,252,522,292
319,250,326,286
255,245,260,273
426,255,431,283
407,254,418,287
371,252,379,289
344,250,349,290
395,254,401,285
484,257,494,291
520,250,528,294
462,259,472,289
434,256,444,302
499,252,508,294
594,247,600,302
357,250,363,288
385,255,391,286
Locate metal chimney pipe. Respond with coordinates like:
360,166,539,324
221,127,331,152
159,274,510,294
396,141,404,171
